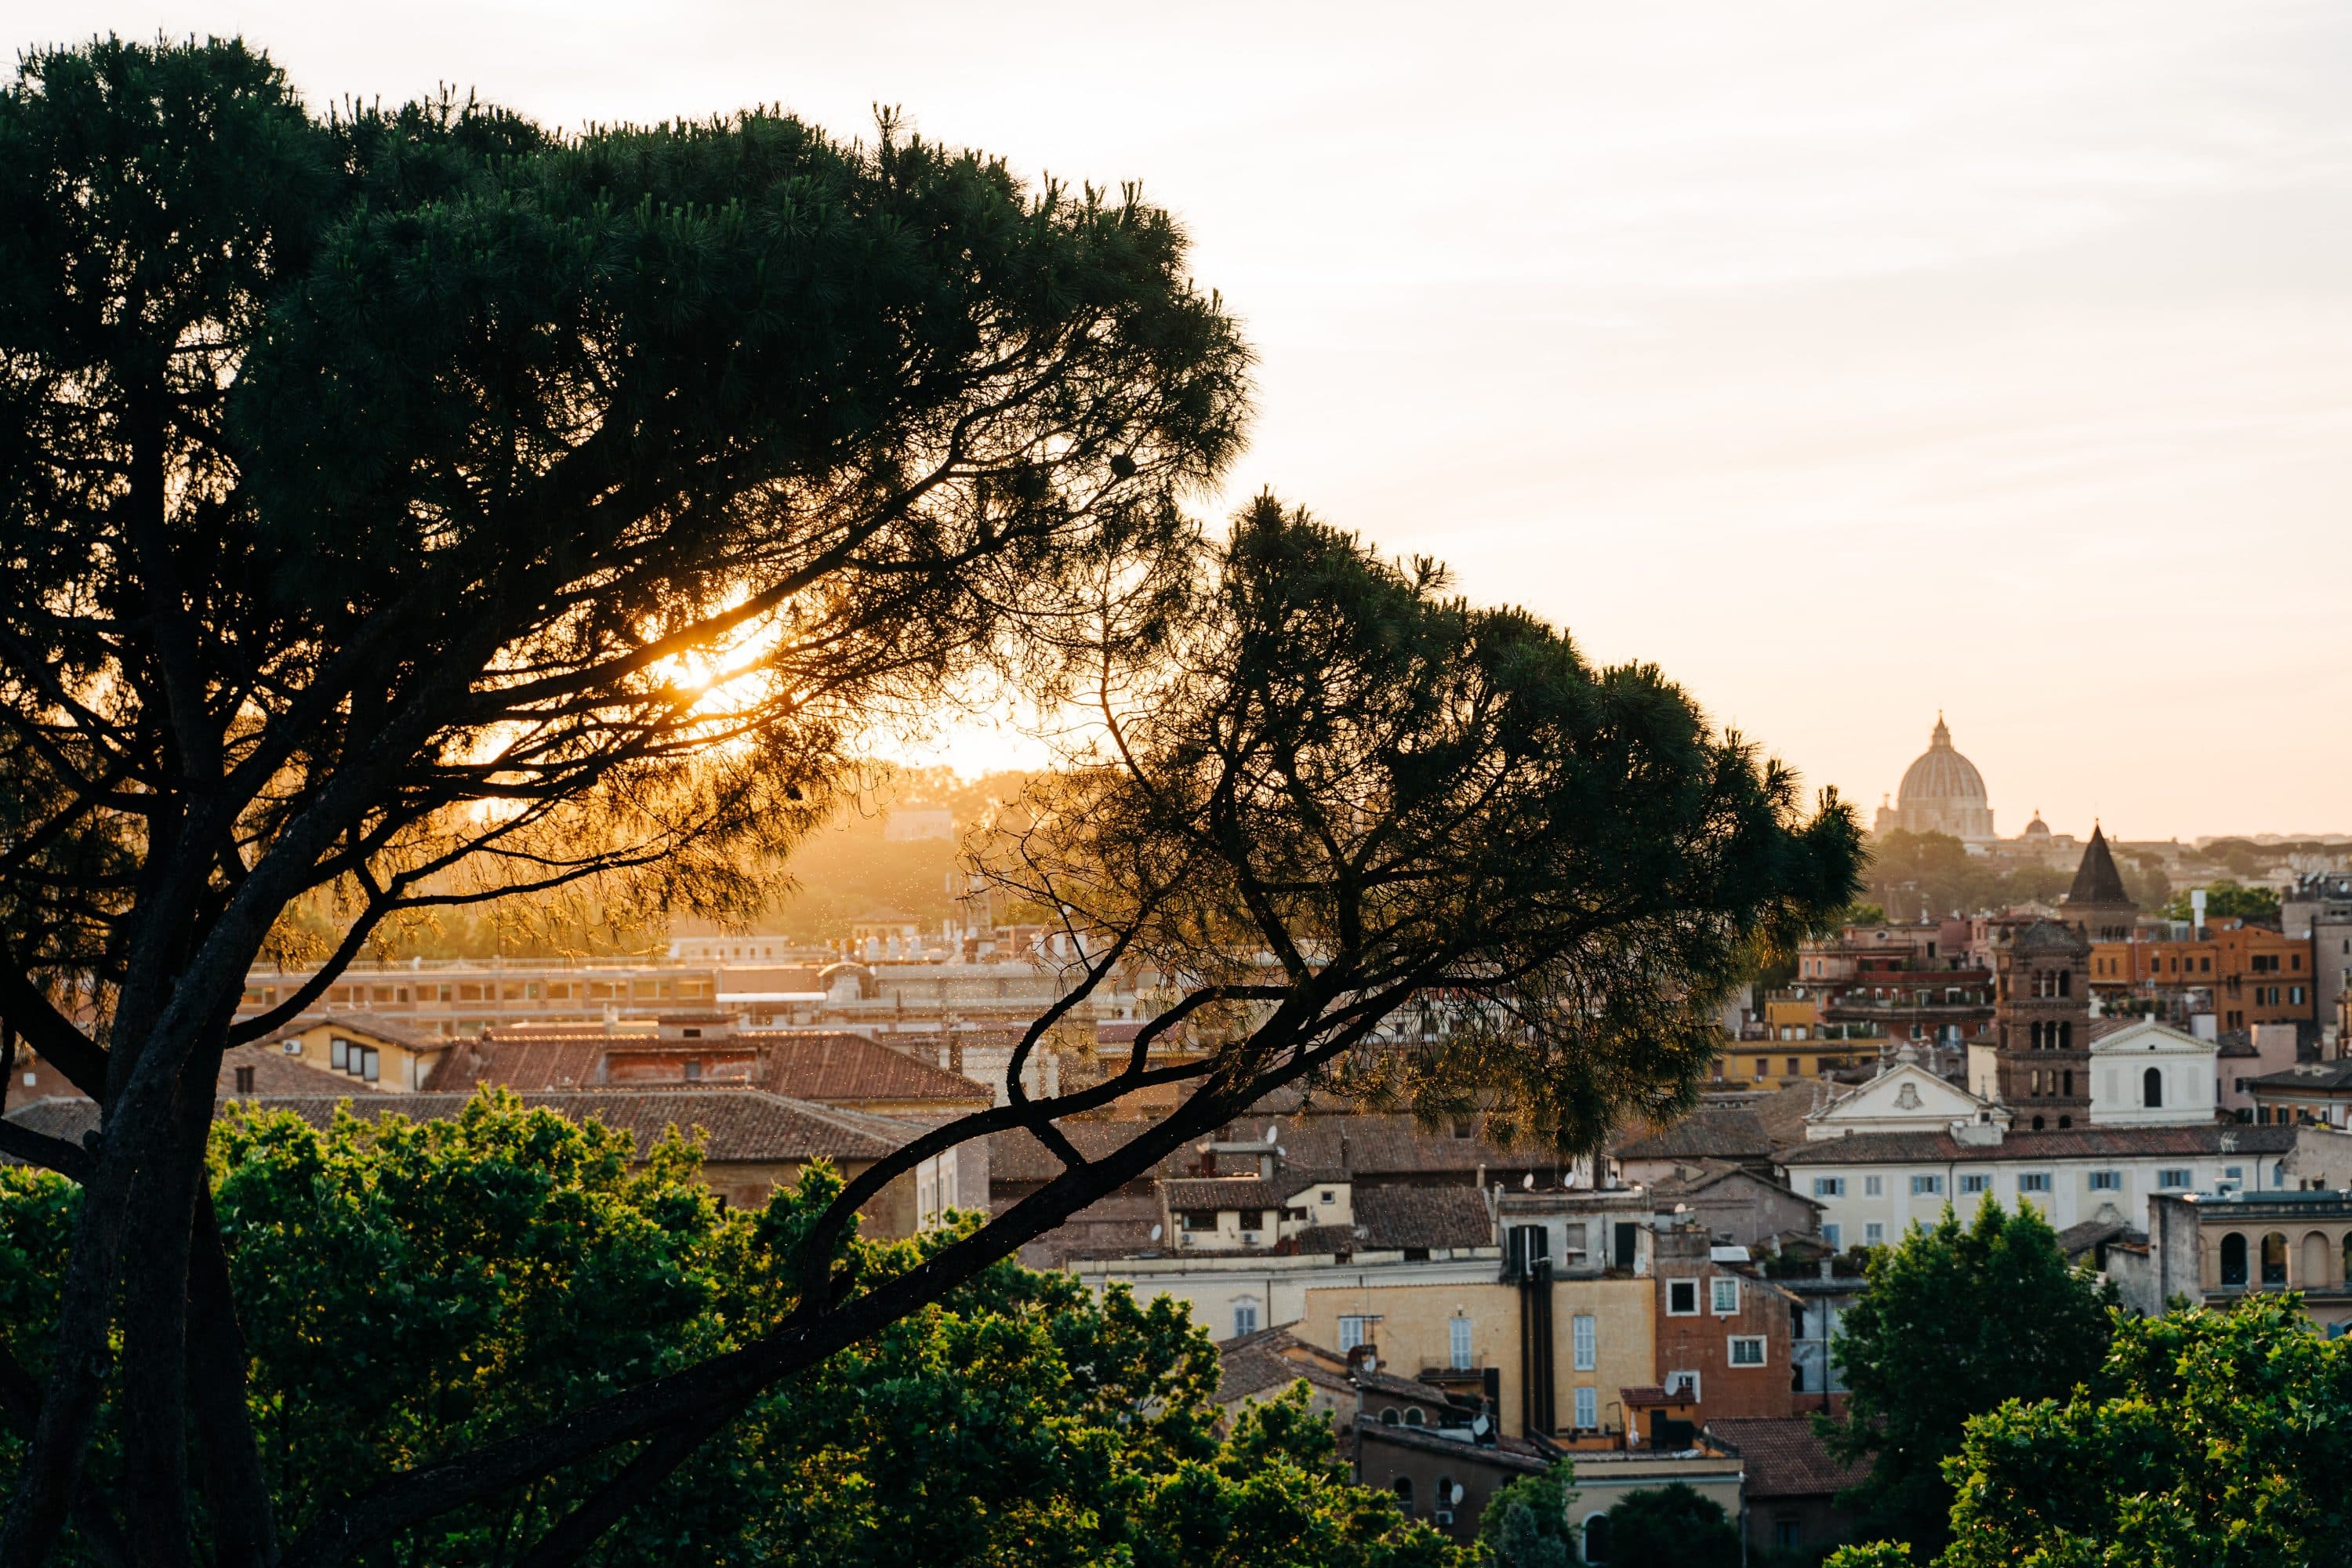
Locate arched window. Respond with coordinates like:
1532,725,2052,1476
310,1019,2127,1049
2058,1115,2073,1128
2220,1232,2248,1287
1582,1512,1612,1563
2340,1232,2351,1285
1392,1477,1414,1517
2060,970,2071,996
2262,1232,2288,1287
2030,1022,2044,1051
1404,1406,1426,1427
2063,1069,2074,1098
2144,1067,2163,1109
1436,1475,1457,1519
2302,1232,2332,1288
2059,1022,2073,1050
2031,1115,2045,1131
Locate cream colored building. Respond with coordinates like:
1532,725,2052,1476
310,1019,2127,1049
1779,1122,2298,1250
1079,1247,1658,1444
2085,1017,2218,1126
273,1015,456,1093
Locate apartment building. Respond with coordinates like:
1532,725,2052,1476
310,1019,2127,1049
1777,1123,2297,1247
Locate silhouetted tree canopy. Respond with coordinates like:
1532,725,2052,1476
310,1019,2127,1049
0,36,1858,1567
0,1096,1459,1566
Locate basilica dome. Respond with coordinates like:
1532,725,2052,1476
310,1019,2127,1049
1878,714,1996,842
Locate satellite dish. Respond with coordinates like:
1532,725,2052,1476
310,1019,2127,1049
1265,1125,1278,1144
1450,1483,1466,1506
1149,1223,1163,1241
1469,1414,1491,1437
1522,1172,1535,1190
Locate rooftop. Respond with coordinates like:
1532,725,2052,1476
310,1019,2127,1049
1775,1123,2294,1166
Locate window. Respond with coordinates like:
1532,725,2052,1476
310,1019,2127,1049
2089,1171,2122,1192
2018,1173,2052,1194
1911,1174,1944,1196
1338,1316,1371,1352
1958,1174,1990,1195
1232,1298,1259,1338
1392,1477,1414,1517
1863,1176,1885,1197
1573,1385,1599,1430
1711,1277,1740,1316
1821,1223,1841,1250
330,1037,349,1070
1812,1178,1845,1198
1864,1223,1885,1245
1435,1475,1457,1527
1582,1512,1612,1563
1667,1280,1700,1316
2144,1067,2163,1109
1729,1336,1767,1367
1573,1313,1597,1371
2157,1168,2192,1189
1405,1406,1426,1426
1450,1316,1473,1370
233,1065,256,1095
1666,1369,1700,1400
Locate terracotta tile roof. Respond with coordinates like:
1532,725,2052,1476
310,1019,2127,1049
307,1013,457,1052
1161,1177,1281,1212
422,1029,991,1108
2249,1062,2352,1092
1215,1330,1357,1404
1705,1417,1868,1498
1616,1109,1774,1163
220,1042,382,1098
988,1121,1182,1185
1231,1114,1562,1178
1352,1416,1551,1473
1748,1082,1834,1145
1775,1123,2294,1165
1353,1367,1457,1404
2055,1219,2141,1258
425,1036,604,1092
747,1031,991,1106
1352,1185,1494,1250
2,1098,100,1151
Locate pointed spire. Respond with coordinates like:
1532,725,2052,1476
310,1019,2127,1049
2065,822,2131,908
1930,711,1951,748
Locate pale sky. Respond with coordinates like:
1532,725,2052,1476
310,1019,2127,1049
13,1,2350,838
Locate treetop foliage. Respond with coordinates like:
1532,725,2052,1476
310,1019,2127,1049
0,1091,1458,1566
1822,1200,2117,1553
1830,1295,2352,1568
2161,879,2281,924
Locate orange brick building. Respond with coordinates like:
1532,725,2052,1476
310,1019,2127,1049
2089,918,2317,1034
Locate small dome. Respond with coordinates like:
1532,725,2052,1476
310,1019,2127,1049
2023,810,2050,838
1896,714,1987,810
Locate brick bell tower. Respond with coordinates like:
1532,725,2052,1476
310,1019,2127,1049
1994,919,2092,1131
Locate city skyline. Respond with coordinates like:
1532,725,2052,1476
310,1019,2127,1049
16,0,2347,837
